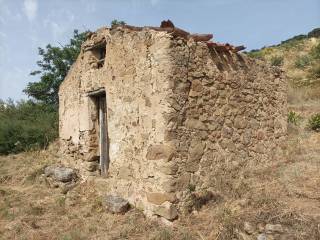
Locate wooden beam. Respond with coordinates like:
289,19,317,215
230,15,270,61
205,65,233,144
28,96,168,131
87,88,106,97
234,45,246,52
160,20,175,28
99,97,108,176
189,34,213,42
84,40,106,51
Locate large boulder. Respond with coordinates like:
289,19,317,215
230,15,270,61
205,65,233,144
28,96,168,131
44,166,76,182
105,195,130,213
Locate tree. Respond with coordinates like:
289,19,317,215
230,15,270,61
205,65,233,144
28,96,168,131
24,30,88,106
111,19,126,27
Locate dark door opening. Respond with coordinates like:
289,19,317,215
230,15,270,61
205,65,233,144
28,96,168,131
88,88,109,176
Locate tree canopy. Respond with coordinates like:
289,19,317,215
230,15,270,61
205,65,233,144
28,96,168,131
24,30,88,106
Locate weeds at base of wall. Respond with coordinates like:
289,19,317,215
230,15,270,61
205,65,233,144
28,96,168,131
287,111,302,125
308,113,320,131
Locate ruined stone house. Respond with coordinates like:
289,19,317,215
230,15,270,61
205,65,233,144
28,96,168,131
59,21,287,220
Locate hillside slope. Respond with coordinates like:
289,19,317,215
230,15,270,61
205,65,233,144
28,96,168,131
247,28,320,87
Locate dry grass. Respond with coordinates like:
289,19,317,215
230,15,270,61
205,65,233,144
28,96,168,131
1,122,320,240
1,89,320,239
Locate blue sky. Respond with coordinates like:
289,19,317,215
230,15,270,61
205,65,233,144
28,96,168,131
0,0,319,100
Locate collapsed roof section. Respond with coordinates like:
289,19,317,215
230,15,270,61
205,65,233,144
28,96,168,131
83,19,246,54
111,19,246,53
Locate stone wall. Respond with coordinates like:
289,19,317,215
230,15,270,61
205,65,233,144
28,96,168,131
59,27,180,218
59,26,287,220
170,39,286,202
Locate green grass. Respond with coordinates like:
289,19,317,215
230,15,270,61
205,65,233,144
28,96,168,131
308,114,320,131
295,55,312,69
270,55,284,66
288,111,302,125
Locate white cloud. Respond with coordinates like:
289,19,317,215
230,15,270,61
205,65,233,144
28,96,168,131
23,0,38,21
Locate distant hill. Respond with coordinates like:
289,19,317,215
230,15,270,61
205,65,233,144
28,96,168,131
246,28,320,87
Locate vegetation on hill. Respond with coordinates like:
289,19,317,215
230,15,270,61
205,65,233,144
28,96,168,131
247,28,320,87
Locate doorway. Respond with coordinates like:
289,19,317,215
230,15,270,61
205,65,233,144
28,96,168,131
88,88,109,176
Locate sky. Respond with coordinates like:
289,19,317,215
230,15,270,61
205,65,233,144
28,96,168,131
0,0,319,100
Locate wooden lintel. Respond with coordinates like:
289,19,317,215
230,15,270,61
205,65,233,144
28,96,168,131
85,40,106,51
189,34,213,42
87,88,106,97
97,58,105,64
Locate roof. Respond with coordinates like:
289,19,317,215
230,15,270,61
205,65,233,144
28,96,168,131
111,19,246,53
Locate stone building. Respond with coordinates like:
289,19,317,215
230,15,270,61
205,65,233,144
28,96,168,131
59,21,287,220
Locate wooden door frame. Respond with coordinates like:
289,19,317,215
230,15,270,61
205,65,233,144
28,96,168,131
87,88,109,176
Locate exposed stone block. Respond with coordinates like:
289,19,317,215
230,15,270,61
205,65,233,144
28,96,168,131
147,192,176,205
44,166,77,183
186,140,205,172
105,195,130,213
146,144,175,161
162,173,191,192
185,118,206,130
158,162,179,175
153,202,178,220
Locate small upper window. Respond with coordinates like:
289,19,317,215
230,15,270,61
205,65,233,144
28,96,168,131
87,41,106,69
92,44,106,68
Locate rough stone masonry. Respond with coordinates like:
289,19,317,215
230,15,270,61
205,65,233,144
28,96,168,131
58,21,287,220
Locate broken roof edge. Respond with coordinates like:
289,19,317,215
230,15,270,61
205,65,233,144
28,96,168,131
83,19,246,53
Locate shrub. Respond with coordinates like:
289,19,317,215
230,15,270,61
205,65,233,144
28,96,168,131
270,55,284,66
311,42,320,60
309,64,320,79
247,50,264,59
307,28,320,38
308,114,320,131
111,19,126,27
295,55,311,69
0,100,58,155
288,111,302,125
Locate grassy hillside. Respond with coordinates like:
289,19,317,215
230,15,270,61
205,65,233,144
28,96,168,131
247,28,320,88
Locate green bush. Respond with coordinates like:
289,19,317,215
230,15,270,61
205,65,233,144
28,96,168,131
111,19,126,27
311,42,320,60
295,55,311,69
247,50,264,59
0,100,58,155
309,64,320,79
307,28,320,38
288,111,302,125
270,55,284,66
308,114,320,131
